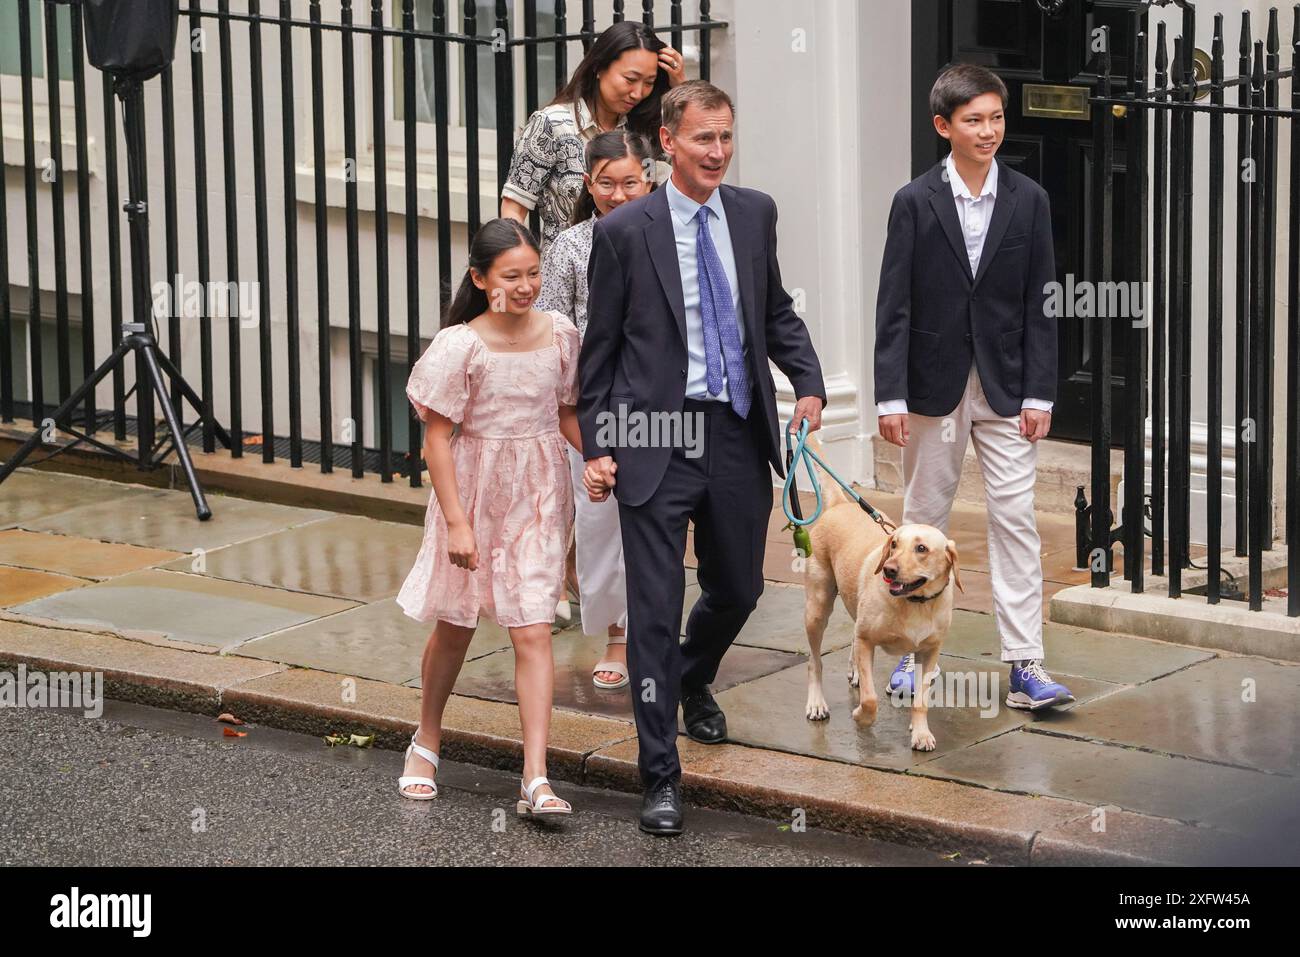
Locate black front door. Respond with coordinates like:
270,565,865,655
911,0,1142,443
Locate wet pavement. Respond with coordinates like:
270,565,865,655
2,465,1298,858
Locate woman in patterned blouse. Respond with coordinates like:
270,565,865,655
536,131,657,690
500,20,685,250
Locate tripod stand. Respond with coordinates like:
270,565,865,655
0,75,230,520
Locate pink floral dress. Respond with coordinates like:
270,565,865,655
396,311,581,628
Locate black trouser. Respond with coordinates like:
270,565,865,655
617,395,771,789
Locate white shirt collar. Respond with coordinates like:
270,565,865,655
945,152,998,201
666,175,726,228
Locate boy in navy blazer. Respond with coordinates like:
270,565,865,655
874,63,1074,710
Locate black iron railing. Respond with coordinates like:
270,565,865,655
0,0,723,485
1078,0,1298,616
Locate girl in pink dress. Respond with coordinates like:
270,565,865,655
395,218,582,817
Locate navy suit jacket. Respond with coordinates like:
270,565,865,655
874,159,1057,418
578,183,827,507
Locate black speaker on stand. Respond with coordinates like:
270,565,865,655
0,0,231,520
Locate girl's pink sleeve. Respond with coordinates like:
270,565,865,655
407,326,475,424
554,314,581,407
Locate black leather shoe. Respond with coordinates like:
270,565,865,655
682,686,727,744
639,780,683,836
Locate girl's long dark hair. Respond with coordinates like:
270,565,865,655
569,130,657,227
442,218,540,329
551,21,669,150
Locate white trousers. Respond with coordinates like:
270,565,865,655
567,447,629,639
901,362,1045,662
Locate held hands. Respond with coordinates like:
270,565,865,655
583,456,617,503
447,521,479,571
1020,408,1052,442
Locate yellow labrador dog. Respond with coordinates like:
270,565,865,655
799,439,963,751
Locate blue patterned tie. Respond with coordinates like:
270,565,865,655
695,206,750,418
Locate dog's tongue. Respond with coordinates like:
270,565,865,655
889,580,905,595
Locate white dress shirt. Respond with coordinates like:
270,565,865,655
878,153,1053,417
665,176,747,402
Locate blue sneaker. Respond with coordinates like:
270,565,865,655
1006,660,1075,710
886,654,940,697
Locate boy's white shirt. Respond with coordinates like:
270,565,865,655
876,152,1054,418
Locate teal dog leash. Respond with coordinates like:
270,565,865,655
781,418,898,548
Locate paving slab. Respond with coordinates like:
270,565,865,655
9,568,356,651
0,468,159,529
20,489,333,553
1194,772,1300,837
1040,548,1094,586
159,514,422,601
1032,655,1300,775
742,583,850,654
0,566,90,606
731,582,855,654
949,568,1000,617
713,645,1117,771
760,537,806,585
939,609,1214,683
916,727,1295,834
676,580,855,655
451,635,800,720
238,598,510,685
0,528,181,580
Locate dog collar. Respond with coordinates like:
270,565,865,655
906,580,949,604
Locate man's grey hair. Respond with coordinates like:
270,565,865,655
661,79,735,134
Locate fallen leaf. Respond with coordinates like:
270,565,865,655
222,727,247,738
216,713,244,725
348,733,375,748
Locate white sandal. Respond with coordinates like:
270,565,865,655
595,634,629,686
516,776,572,816
397,732,439,800
592,659,630,691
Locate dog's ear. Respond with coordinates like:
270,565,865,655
945,539,964,593
873,533,896,576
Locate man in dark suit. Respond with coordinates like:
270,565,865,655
578,80,826,836
875,63,1074,712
